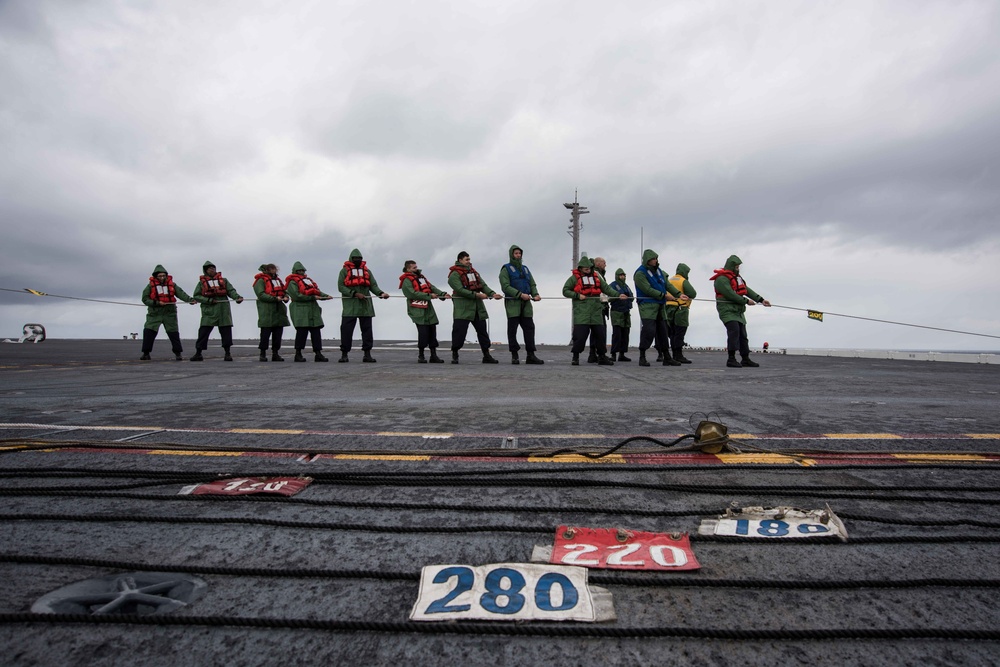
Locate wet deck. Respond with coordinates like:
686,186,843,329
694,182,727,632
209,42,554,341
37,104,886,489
2,340,999,665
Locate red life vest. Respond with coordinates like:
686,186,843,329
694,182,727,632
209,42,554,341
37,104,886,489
572,270,603,297
149,276,176,304
199,274,229,298
399,272,433,309
254,273,286,299
449,265,482,292
710,269,748,299
286,273,322,297
343,261,372,287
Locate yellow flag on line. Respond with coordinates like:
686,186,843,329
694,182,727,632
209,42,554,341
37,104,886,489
807,310,824,322
24,289,48,297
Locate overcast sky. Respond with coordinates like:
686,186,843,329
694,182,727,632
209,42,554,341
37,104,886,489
2,0,998,350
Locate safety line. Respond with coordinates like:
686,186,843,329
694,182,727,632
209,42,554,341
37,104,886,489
3,489,1000,529
5,285,998,340
4,513,1000,542
3,554,999,589
2,613,999,640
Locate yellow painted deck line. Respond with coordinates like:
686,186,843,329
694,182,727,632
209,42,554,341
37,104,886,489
145,450,244,457
966,434,1000,439
824,433,903,439
527,454,627,464
230,428,305,434
891,453,990,462
715,453,816,465
333,454,432,461
376,432,454,438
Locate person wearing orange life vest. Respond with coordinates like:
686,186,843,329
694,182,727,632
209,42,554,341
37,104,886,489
191,261,243,362
140,264,196,361
252,263,290,362
448,250,504,364
562,256,627,366
711,254,770,368
587,256,612,362
337,249,389,363
665,263,697,364
286,261,334,362
399,260,451,363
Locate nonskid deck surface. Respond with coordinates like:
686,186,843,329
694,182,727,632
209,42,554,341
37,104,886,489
2,341,999,666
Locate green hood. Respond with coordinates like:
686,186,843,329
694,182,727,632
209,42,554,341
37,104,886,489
641,249,659,266
258,264,268,272
577,255,593,269
508,244,522,269
152,264,167,276
675,263,690,278
349,248,362,261
292,261,306,272
614,268,626,282
724,255,742,271
202,260,216,273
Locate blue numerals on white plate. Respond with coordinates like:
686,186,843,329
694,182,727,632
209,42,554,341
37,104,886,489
411,563,594,622
718,518,831,537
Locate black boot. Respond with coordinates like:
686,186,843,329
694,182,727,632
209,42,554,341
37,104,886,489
662,350,681,366
587,352,598,364
741,356,760,367
140,353,151,361
429,349,444,363
363,352,376,363
418,350,427,364
618,352,632,362
639,351,650,367
571,353,580,366
451,350,460,364
673,348,692,364
272,351,284,362
655,351,663,363
511,351,520,365
315,351,329,362
598,355,614,366
190,351,204,361
224,348,233,362
339,352,349,363
259,351,268,362
727,354,742,368
294,350,306,362
525,353,544,365
482,352,499,364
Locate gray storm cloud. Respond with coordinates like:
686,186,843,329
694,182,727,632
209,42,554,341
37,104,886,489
1,0,998,347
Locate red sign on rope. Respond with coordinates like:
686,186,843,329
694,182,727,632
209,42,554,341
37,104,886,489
550,525,700,571
179,476,313,496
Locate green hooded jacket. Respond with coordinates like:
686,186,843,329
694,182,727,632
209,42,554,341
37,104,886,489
499,244,539,318
337,248,386,318
141,264,192,333
713,254,764,325
562,257,620,325
448,260,497,321
287,261,330,328
609,268,633,328
253,264,290,329
192,260,243,327
633,249,682,320
666,262,697,328
399,270,449,326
